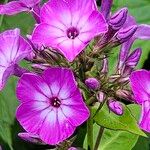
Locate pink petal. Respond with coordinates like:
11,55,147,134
20,0,41,7
58,38,86,62
42,68,77,97
16,101,50,134
39,109,75,145
80,11,108,35
61,104,89,126
135,24,150,40
0,1,28,15
130,70,150,104
139,101,150,132
69,0,98,26
32,23,66,47
17,73,51,102
41,0,71,28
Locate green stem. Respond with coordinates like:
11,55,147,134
94,127,104,150
87,107,93,150
0,0,8,28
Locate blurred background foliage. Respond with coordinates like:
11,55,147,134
0,0,150,150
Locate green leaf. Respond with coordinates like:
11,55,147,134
132,136,150,150
0,122,13,150
93,103,146,137
101,129,138,150
84,124,139,150
0,77,18,149
0,13,35,35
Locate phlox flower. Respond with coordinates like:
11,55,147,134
16,67,89,145
32,0,108,62
130,70,150,132
0,28,32,90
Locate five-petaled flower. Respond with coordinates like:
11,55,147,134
130,70,150,132
0,28,32,90
32,0,108,62
16,67,90,145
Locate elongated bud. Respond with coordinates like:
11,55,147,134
32,64,50,70
68,147,78,150
117,25,137,43
116,89,134,101
101,57,108,73
117,38,134,69
96,91,106,103
125,48,142,68
108,99,123,115
85,78,100,90
109,8,128,30
18,132,44,144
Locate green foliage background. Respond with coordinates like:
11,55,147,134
0,0,150,149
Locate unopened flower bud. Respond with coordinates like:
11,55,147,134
18,132,44,144
68,147,78,150
108,99,123,115
117,25,137,43
109,8,128,30
96,91,106,103
32,64,50,70
85,78,100,90
116,89,134,101
118,76,129,83
125,48,142,68
101,57,108,74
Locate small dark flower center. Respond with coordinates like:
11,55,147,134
67,27,79,39
51,97,61,108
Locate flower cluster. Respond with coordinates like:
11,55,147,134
0,0,150,149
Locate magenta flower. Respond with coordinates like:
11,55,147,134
16,67,89,145
0,28,31,90
130,70,150,132
32,0,108,62
0,0,40,15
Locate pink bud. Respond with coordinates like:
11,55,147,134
125,48,142,68
96,91,106,103
85,78,100,90
116,89,134,101
117,25,137,43
101,57,108,74
108,99,123,115
68,147,78,150
109,8,128,30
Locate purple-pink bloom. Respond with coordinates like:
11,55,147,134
32,0,108,62
16,67,90,145
0,0,40,15
0,28,32,90
130,70,150,132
